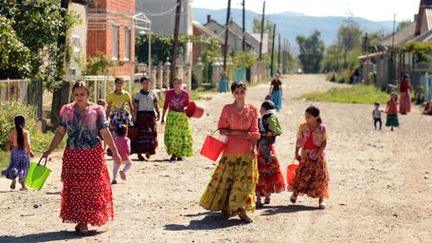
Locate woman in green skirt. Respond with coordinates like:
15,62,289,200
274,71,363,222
161,78,193,161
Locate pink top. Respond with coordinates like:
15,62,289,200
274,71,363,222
296,123,327,150
114,136,131,161
163,89,190,112
218,104,260,155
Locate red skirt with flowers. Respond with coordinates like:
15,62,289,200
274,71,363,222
256,145,285,197
61,144,114,225
289,149,329,199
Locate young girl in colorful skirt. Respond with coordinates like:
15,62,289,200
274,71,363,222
2,115,34,190
161,78,193,161
112,124,132,184
386,93,399,131
289,106,329,209
256,100,285,207
200,82,260,223
43,81,121,234
132,76,160,161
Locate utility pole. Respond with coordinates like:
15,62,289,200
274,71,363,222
259,1,266,60
242,0,246,51
277,34,281,72
390,13,396,83
223,0,232,71
270,24,276,76
170,0,182,87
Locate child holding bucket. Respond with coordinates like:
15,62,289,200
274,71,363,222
255,100,285,207
385,93,399,131
289,106,329,209
1,115,34,190
112,124,132,184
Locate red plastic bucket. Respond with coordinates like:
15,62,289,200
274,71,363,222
287,163,298,187
200,135,225,161
185,101,204,118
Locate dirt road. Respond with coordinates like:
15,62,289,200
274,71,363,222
1,74,431,243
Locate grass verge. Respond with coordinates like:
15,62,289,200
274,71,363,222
301,84,389,104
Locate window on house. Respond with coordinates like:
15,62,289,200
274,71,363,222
125,28,131,60
112,25,119,59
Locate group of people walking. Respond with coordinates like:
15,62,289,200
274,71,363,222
200,81,329,223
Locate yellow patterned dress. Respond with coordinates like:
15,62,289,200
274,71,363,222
200,104,260,214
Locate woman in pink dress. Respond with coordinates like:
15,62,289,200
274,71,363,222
200,82,260,223
399,74,412,115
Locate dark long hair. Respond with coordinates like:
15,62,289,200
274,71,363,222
14,115,26,149
306,106,322,123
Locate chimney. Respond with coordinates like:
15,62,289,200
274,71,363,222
207,15,211,23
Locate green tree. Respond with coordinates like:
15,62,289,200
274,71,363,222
0,15,31,78
0,0,79,124
136,34,187,65
296,30,325,73
397,20,412,31
338,18,363,66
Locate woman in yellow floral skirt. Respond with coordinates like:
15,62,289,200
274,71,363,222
200,82,260,223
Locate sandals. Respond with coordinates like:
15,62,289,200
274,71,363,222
145,153,151,159
290,194,297,204
119,171,126,181
10,179,16,190
318,203,326,209
75,223,89,234
264,197,271,205
169,155,177,161
239,210,253,224
137,154,145,161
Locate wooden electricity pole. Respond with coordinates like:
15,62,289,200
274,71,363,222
242,0,246,51
223,0,232,71
270,24,276,76
259,1,266,60
170,0,182,87
277,34,281,71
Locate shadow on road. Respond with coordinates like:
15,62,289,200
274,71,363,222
0,230,103,243
164,213,244,231
261,205,320,215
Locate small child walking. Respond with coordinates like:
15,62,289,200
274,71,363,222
256,100,285,207
289,106,329,209
112,124,132,184
372,102,383,130
385,93,399,131
1,115,34,190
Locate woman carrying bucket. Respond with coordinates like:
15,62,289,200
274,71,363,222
161,78,193,161
289,106,329,209
131,76,160,161
43,81,121,234
200,81,260,223
269,72,283,111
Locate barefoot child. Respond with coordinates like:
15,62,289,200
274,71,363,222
256,100,285,207
372,102,383,130
112,124,132,184
385,93,399,131
289,106,329,209
1,115,34,190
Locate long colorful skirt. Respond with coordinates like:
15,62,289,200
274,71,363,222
271,90,282,111
2,149,30,183
289,149,329,199
256,145,285,197
386,114,399,127
200,153,259,214
164,111,193,157
131,111,158,155
61,144,113,225
399,92,411,114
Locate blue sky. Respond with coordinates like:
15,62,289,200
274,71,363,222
192,0,419,22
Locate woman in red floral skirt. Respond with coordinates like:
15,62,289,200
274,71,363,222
43,81,121,234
